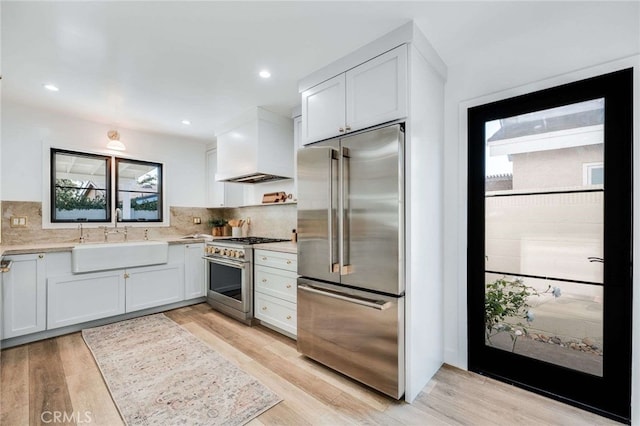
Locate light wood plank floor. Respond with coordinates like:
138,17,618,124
1,303,621,425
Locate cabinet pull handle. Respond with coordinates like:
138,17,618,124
38,254,44,259
286,315,292,320
124,273,130,279
262,306,267,311
345,125,351,131
262,279,267,283
286,284,292,288
262,257,267,261
339,127,345,132
286,260,292,264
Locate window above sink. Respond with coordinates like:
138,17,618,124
48,148,165,227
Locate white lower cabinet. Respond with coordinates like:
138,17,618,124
254,249,298,337
254,265,296,303
2,253,46,339
2,243,199,341
126,263,184,312
48,270,125,329
48,261,185,327
184,243,205,299
255,292,297,335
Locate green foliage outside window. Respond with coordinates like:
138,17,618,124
131,199,158,211
55,179,107,211
485,277,561,352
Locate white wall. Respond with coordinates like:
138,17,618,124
441,4,640,420
1,99,210,209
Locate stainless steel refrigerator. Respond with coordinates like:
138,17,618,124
297,123,405,399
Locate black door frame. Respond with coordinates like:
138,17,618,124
467,68,633,423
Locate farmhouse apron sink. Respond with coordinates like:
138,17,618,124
72,241,169,273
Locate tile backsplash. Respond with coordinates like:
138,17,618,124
1,201,297,245
219,203,297,240
1,201,211,245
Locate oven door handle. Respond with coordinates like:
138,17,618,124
202,257,246,269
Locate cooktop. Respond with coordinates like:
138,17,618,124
213,237,290,245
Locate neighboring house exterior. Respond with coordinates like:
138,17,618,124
487,98,604,191
484,99,604,294
485,173,513,191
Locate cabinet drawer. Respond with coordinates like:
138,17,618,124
255,292,297,336
254,265,297,303
254,249,297,272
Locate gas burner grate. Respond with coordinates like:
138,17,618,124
218,237,290,245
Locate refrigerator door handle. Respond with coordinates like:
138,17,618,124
298,283,391,310
330,150,339,273
340,146,353,275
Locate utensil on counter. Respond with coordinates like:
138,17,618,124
229,219,245,236
228,219,245,227
262,192,288,203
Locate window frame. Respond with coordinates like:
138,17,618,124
467,68,633,422
50,148,112,223
583,161,604,186
114,157,164,223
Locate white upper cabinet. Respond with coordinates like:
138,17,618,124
294,115,303,151
206,148,244,207
206,149,225,207
346,45,407,133
301,74,346,144
301,45,407,145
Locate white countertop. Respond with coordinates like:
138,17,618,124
0,236,208,256
252,241,297,254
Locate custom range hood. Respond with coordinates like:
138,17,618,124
215,107,294,184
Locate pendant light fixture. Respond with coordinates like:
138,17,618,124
106,130,126,151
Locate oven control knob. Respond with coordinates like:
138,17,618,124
234,250,241,258
228,250,235,257
223,249,230,256
238,251,244,258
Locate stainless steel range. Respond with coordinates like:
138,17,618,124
203,237,289,324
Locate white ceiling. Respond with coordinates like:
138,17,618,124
2,1,639,142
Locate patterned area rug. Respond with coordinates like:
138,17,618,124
82,314,282,425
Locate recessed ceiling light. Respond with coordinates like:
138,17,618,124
259,70,271,79
181,120,191,125
43,83,59,92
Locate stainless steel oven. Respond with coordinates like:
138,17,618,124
203,237,289,325
203,242,253,324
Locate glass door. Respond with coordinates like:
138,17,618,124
468,69,633,423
